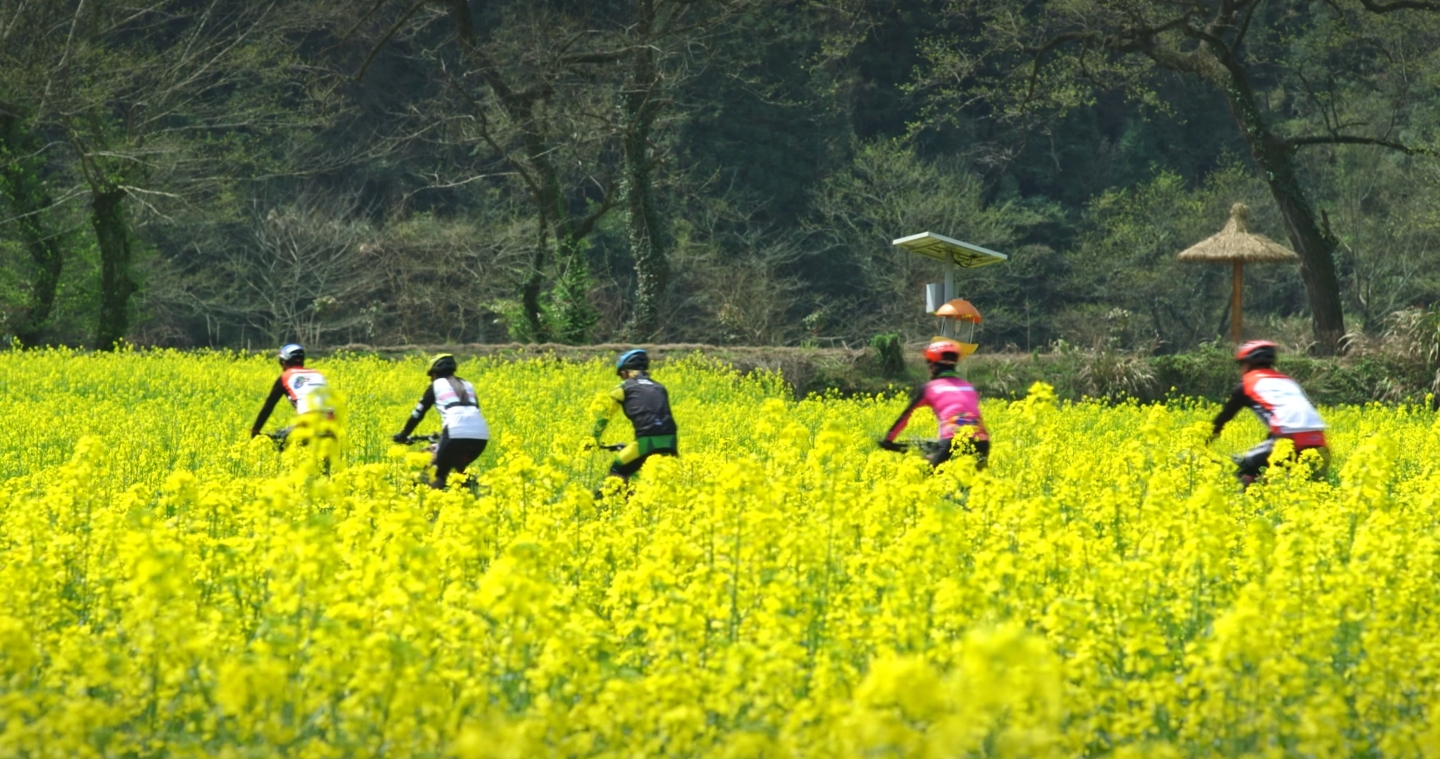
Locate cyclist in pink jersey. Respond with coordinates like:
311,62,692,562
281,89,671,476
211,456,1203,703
879,340,989,469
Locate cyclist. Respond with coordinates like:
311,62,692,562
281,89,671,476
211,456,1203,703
1212,340,1329,486
878,340,990,469
392,353,490,489
250,343,334,440
592,349,677,486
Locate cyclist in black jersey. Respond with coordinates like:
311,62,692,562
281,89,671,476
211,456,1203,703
592,349,677,485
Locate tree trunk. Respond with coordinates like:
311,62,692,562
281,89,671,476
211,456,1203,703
521,227,548,342
0,110,65,346
1215,60,1346,354
623,0,669,340
447,0,599,345
549,230,596,344
92,189,136,350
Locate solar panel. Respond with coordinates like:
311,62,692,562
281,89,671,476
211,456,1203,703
892,232,1007,268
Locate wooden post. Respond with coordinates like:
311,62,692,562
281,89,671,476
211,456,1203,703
1231,260,1244,343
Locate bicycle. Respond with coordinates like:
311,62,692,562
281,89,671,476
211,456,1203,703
266,428,291,451
584,441,629,499
880,436,990,471
878,438,949,457
396,433,441,453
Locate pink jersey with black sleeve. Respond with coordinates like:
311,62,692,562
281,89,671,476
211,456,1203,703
884,374,988,443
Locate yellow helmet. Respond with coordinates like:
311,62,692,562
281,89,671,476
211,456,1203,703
427,353,457,376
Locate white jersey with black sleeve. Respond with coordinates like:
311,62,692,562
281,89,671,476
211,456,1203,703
433,376,489,440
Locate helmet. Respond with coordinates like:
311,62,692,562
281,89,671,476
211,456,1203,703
923,340,961,365
1235,340,1278,365
278,343,305,365
427,353,457,377
616,349,649,373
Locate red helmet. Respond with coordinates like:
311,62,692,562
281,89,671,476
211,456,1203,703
923,340,961,364
1235,340,1278,364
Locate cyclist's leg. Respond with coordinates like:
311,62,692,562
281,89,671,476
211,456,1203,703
431,430,454,488
926,441,952,468
608,441,646,483
1235,438,1275,485
970,439,991,470
609,435,677,483
1296,445,1331,481
438,438,487,488
432,432,487,489
450,438,487,474
647,434,677,458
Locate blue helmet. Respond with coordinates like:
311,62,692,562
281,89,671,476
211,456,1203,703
616,349,649,374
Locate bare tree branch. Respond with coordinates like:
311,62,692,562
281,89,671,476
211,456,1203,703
1358,0,1440,12
353,0,429,81
1286,134,1433,154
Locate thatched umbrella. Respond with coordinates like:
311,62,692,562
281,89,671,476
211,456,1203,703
1176,203,1300,343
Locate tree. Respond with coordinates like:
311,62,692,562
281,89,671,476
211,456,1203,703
204,192,379,347
2,0,327,349
342,0,627,344
0,107,66,345
604,0,761,340
808,139,1058,345
920,0,1440,353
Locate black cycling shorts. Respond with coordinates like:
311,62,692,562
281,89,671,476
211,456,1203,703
1234,437,1328,481
929,437,990,470
608,434,678,481
433,431,487,489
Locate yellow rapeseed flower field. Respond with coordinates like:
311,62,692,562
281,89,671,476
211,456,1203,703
2,348,1439,757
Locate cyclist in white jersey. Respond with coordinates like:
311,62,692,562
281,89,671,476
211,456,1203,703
251,343,334,438
1211,340,1329,486
393,353,489,488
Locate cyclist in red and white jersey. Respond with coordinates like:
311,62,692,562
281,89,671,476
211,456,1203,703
1211,340,1328,485
251,343,334,438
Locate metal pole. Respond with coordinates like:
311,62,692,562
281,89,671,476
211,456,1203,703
945,258,955,302
1231,260,1244,343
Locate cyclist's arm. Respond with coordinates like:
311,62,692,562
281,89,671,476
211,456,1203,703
1211,385,1248,437
883,388,929,443
251,377,287,437
591,386,626,439
398,385,437,438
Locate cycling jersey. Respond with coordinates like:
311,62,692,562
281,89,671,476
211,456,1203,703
593,372,678,485
884,373,988,444
593,372,678,440
281,367,330,414
1213,367,1326,446
398,376,489,440
252,367,332,436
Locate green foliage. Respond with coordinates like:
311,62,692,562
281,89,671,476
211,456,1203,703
545,256,600,346
808,138,1062,346
867,333,906,378
1066,163,1292,351
5,1,1440,351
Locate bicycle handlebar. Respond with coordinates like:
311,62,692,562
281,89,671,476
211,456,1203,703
879,438,949,454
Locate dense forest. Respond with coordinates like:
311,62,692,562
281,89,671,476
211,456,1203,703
3,0,1440,355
